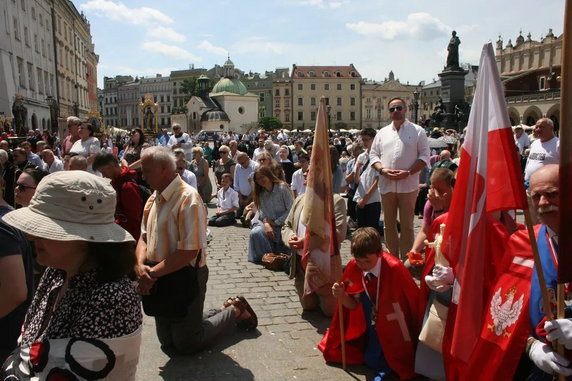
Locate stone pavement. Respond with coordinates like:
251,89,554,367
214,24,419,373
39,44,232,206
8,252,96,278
137,200,424,381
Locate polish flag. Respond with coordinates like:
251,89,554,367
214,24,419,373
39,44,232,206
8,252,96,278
442,43,528,365
301,97,340,294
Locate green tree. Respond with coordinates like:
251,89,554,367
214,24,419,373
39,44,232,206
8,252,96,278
259,116,283,131
180,77,212,103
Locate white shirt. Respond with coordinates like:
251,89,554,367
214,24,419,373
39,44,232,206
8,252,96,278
179,169,197,189
47,158,64,173
252,147,265,162
362,256,381,278
168,133,193,156
514,133,530,155
70,136,100,157
524,137,560,181
290,168,306,196
217,186,239,211
353,152,380,204
369,120,430,194
234,159,257,196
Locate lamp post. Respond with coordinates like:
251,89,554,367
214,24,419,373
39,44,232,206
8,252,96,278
413,90,420,124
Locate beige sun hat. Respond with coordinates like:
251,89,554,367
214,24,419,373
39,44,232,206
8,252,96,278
2,170,134,242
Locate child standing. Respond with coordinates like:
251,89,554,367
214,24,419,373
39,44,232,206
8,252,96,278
319,227,421,380
208,173,239,227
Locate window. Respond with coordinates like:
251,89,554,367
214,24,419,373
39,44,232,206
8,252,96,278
311,111,316,121
366,108,372,119
161,95,164,102
275,99,280,107
31,6,35,19
285,113,289,122
297,71,304,77
275,89,280,96
24,26,29,46
350,84,356,90
324,84,329,90
44,70,49,95
336,71,342,77
285,99,290,107
298,98,303,106
298,111,303,121
161,105,164,113
14,18,20,40
539,77,546,90
285,88,290,96
41,39,45,56
325,97,329,105
324,71,330,77
39,14,43,26
17,57,25,87
337,97,342,106
259,93,264,102
336,111,342,120
350,111,356,121
309,71,315,77
27,62,34,90
310,97,316,106
298,84,303,90
21,0,25,11
311,83,316,90
37,68,43,93
167,95,170,102
351,97,356,106
337,84,342,90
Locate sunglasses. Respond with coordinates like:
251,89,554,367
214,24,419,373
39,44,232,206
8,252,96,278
389,106,404,113
16,183,36,191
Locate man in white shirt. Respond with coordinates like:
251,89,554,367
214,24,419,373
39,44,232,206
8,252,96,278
524,118,560,182
234,152,257,219
290,153,309,198
167,124,193,161
40,149,64,173
370,97,430,260
176,159,197,189
514,125,530,155
252,138,266,162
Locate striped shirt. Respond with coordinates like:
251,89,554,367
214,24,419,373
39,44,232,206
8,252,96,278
141,175,207,266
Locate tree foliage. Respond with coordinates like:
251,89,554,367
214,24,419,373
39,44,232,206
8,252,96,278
259,116,283,131
180,77,212,103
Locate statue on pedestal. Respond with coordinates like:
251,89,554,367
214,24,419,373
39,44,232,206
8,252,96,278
446,31,461,70
12,94,27,136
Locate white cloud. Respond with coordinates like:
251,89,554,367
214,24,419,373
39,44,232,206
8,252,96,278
147,27,186,43
80,0,173,25
141,41,201,62
298,0,347,8
233,37,294,55
197,41,227,56
346,12,450,41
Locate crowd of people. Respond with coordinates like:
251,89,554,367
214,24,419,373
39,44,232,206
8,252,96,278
0,96,565,380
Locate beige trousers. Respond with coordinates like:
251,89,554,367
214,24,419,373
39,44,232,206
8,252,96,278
381,190,419,260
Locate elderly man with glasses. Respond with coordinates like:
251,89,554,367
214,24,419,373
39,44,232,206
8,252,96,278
370,97,430,261
61,116,81,155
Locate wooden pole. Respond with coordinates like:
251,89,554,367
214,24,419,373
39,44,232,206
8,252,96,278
338,299,347,370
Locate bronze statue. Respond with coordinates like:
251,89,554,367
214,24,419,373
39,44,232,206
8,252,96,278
144,106,154,131
446,31,461,70
12,95,27,136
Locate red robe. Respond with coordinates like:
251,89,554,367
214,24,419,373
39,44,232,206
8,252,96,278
318,252,421,379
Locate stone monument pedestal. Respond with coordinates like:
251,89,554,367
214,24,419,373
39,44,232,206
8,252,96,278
438,69,467,130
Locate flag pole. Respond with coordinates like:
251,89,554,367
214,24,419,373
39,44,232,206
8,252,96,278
557,1,572,377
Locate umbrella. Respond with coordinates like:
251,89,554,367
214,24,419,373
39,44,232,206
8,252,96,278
428,137,449,149
303,129,313,133
439,135,458,145
349,129,359,133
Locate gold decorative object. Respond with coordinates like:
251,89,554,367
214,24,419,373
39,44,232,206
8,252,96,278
139,93,159,135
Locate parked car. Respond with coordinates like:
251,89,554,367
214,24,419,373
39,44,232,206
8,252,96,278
196,130,219,141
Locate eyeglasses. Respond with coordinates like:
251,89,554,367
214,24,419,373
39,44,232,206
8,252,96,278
16,183,36,191
389,106,404,113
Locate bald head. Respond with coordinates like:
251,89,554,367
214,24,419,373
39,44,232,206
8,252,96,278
440,150,451,160
41,149,55,165
529,164,559,233
534,117,555,142
69,155,88,171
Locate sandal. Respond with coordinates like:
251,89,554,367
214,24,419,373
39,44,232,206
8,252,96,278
234,296,258,332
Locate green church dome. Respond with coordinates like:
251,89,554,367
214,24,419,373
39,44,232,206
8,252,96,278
211,77,248,95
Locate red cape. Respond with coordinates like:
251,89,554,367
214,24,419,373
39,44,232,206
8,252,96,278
318,252,421,379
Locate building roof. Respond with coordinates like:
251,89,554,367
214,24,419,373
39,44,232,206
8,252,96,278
211,78,248,95
201,109,230,122
291,65,361,79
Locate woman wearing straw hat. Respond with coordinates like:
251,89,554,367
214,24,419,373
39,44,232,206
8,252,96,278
0,171,142,380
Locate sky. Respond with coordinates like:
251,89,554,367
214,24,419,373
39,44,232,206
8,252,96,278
78,0,565,87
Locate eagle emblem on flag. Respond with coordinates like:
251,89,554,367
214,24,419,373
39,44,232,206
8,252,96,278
488,287,524,337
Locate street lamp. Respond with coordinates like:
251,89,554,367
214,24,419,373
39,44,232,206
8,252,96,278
413,90,420,124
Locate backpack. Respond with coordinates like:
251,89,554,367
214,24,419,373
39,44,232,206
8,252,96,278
119,177,153,205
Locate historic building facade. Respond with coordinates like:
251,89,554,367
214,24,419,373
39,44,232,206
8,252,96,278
496,29,562,128
271,68,292,130
0,0,57,133
289,65,362,130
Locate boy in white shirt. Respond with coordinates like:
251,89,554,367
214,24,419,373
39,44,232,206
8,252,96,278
209,173,239,227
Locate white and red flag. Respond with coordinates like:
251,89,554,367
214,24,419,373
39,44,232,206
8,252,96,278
301,97,340,294
442,43,528,368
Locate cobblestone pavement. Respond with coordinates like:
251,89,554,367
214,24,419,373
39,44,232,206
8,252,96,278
137,198,425,381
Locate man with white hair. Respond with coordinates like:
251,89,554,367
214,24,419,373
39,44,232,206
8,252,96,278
136,146,257,356
62,116,81,155
167,124,193,161
40,149,63,173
